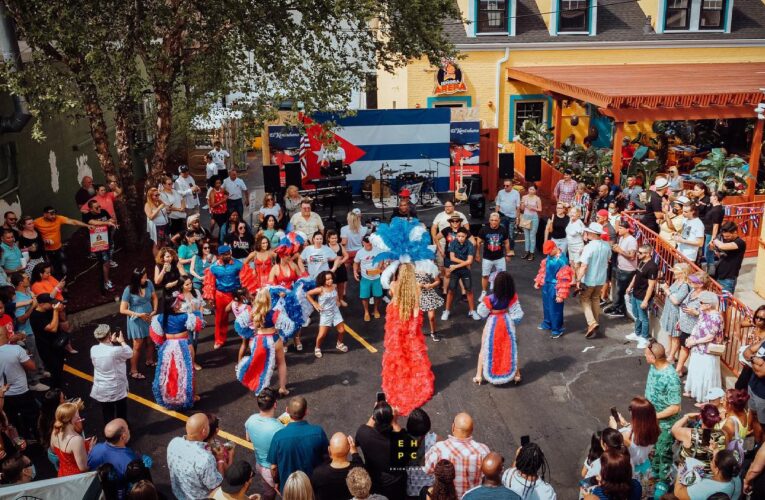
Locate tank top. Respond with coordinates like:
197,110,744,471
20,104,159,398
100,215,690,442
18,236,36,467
18,232,45,259
254,254,273,287
318,288,338,312
53,435,82,477
271,263,297,289
551,214,570,239
210,189,227,215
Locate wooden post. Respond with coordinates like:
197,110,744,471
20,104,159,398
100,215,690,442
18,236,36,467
747,118,764,198
553,99,563,149
612,121,625,185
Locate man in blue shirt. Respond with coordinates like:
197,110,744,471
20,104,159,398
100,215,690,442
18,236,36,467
208,245,242,349
576,222,613,338
0,230,24,274
245,388,284,500
494,180,520,256
87,419,139,492
267,396,329,493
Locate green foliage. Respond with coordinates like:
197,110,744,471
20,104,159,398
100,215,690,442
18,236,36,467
517,120,554,162
691,148,751,194
555,142,612,187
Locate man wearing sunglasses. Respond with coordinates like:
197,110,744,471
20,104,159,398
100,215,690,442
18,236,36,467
34,206,94,278
494,179,520,257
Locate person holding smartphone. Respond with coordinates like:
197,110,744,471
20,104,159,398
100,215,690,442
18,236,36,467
89,324,133,423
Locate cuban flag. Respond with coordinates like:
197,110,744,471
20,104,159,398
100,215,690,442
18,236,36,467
309,109,452,194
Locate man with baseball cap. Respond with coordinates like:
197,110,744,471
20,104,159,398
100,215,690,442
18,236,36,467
210,460,255,499
174,165,201,217
643,176,669,233
575,222,612,338
204,245,243,349
390,188,418,220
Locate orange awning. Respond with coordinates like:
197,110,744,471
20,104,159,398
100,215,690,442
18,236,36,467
507,63,765,121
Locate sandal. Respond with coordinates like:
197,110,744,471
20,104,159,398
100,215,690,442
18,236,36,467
314,348,322,358
194,363,202,371
336,343,348,353
513,374,522,385
278,388,290,397
295,342,304,352
373,310,381,319
472,376,483,385
145,361,157,368
130,372,146,380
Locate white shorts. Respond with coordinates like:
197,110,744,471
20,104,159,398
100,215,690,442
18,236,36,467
319,307,344,327
481,257,506,277
568,244,584,264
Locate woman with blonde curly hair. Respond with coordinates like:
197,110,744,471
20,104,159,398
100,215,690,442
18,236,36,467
381,263,434,415
50,400,94,477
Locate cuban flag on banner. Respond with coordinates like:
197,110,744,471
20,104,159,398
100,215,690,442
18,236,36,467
309,109,452,194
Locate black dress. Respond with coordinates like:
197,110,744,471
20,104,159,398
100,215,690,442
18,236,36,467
329,244,348,283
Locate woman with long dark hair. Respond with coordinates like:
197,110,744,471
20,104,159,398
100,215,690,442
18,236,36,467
120,268,158,379
420,459,457,499
584,449,641,499
475,271,524,385
259,214,282,248
503,442,556,499
354,401,409,499
610,397,660,482
406,408,439,497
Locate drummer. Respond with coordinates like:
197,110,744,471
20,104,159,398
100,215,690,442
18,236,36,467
389,188,418,220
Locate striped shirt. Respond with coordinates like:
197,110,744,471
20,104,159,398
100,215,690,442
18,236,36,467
424,435,490,498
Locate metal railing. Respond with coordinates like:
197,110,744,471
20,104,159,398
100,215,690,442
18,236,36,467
723,201,764,257
623,214,755,375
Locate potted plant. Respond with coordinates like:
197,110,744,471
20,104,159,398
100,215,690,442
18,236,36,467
517,120,554,162
691,148,751,194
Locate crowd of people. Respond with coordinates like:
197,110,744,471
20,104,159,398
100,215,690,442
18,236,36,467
0,151,762,500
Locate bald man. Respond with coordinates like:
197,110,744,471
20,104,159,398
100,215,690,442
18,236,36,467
310,432,363,500
267,397,329,492
168,412,230,500
463,452,519,499
87,418,139,490
425,412,490,498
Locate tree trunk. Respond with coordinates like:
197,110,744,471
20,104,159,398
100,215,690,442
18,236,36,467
114,101,141,251
78,79,117,179
149,84,173,185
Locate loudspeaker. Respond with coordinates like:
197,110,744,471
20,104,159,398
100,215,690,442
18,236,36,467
525,155,542,182
263,164,281,193
469,194,486,219
499,153,514,181
466,174,482,195
284,162,302,190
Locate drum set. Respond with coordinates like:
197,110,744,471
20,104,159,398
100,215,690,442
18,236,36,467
369,163,439,207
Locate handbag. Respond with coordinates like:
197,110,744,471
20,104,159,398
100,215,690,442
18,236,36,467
519,216,532,230
52,331,70,350
707,334,726,356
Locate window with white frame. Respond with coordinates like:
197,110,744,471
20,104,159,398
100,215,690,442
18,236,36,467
514,101,546,134
477,0,508,33
699,0,725,29
559,0,589,32
665,0,691,29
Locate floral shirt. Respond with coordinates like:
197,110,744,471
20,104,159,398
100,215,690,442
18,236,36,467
645,365,682,429
690,311,723,355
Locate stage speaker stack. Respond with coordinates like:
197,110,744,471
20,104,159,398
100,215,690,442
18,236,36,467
469,194,485,219
499,153,514,181
525,155,542,183
284,162,302,190
263,164,281,193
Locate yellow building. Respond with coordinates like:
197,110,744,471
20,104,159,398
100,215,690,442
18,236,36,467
378,0,765,152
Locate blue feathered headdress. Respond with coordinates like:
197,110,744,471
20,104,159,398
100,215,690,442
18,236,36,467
369,217,438,288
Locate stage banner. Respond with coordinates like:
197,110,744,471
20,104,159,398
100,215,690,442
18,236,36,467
268,126,301,185
449,121,480,191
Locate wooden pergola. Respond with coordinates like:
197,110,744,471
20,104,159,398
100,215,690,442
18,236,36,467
507,63,765,194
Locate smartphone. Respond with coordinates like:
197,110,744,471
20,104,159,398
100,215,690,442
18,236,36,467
520,435,530,447
376,392,386,403
579,476,599,488
610,407,620,424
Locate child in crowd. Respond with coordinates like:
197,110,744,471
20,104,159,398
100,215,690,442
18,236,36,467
442,227,479,321
306,271,347,358
228,287,252,362
353,235,383,322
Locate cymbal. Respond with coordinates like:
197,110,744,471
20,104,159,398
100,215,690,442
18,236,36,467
421,169,437,174
381,169,399,176
399,163,412,167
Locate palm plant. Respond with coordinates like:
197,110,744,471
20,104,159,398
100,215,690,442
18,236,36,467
517,120,554,162
691,148,751,194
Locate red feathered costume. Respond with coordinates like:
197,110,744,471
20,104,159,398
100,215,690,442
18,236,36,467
381,304,435,416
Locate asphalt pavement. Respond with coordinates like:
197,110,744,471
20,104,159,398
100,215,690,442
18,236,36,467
50,198,689,499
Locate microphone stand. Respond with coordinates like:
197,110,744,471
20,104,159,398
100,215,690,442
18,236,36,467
377,162,389,220
420,154,450,194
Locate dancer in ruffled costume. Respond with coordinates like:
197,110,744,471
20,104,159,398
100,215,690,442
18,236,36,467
229,287,252,362
369,217,438,416
243,234,275,288
533,240,574,339
149,294,204,409
475,271,524,385
234,287,302,396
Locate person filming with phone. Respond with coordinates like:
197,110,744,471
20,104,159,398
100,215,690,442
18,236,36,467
90,324,133,423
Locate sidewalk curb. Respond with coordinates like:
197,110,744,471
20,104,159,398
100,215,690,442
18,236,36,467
68,300,120,330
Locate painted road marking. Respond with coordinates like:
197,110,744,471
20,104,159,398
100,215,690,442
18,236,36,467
344,324,378,353
63,364,253,450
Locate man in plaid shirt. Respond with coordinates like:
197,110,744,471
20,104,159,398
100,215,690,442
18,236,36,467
424,413,489,498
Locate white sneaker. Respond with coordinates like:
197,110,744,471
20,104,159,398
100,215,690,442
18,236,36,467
625,333,640,342
369,297,374,305
109,260,119,268
478,291,487,302
202,308,212,315
441,310,450,321
636,339,650,349
42,371,51,378
469,311,481,321
29,382,50,392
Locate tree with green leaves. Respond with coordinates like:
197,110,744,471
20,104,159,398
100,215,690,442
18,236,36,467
0,0,460,245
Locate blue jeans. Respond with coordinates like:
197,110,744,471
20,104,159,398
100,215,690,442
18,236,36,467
523,214,539,253
500,215,516,252
552,237,567,255
630,295,651,340
718,278,737,294
612,269,635,313
703,233,716,267
540,282,564,336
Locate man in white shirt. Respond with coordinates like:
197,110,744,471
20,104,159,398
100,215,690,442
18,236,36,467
210,141,230,182
159,175,187,235
494,179,521,256
174,165,200,216
674,203,705,262
222,169,249,218
0,325,38,439
289,200,324,237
